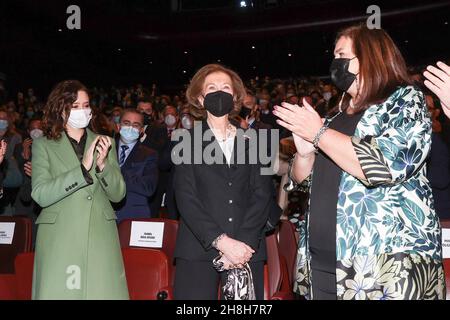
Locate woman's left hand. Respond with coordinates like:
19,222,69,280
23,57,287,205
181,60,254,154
424,61,450,118
273,98,323,142
96,136,111,172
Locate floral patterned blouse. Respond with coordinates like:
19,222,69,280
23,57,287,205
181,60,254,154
291,86,446,300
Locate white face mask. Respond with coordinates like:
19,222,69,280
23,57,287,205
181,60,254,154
67,108,92,129
120,126,140,144
165,114,177,127
181,115,193,129
30,128,44,140
323,92,332,102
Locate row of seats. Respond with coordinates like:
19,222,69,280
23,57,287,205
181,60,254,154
0,215,298,300
2,215,448,300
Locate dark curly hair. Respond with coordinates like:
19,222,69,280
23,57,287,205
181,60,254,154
42,80,89,140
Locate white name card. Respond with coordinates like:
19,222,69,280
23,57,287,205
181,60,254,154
442,228,450,259
129,221,164,248
0,222,15,245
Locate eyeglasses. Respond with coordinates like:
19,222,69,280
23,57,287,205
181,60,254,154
120,120,142,129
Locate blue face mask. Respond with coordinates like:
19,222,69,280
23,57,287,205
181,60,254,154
120,126,140,144
113,116,121,124
26,111,34,118
0,119,8,130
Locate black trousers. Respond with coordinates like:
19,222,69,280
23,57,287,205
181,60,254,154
174,258,264,300
311,268,337,300
0,187,20,214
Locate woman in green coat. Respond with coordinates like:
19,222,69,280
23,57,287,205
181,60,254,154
31,80,128,299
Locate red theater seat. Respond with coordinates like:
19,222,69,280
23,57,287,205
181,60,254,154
264,232,294,300
122,248,172,300
0,274,17,300
0,216,32,274
278,220,298,289
118,218,178,285
14,252,34,300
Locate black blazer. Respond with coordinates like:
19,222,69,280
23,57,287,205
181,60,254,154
173,120,280,262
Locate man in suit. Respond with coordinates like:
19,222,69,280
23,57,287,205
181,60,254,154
136,97,171,216
239,90,273,131
114,108,159,223
137,97,168,153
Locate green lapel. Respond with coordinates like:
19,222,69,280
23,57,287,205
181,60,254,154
49,129,97,195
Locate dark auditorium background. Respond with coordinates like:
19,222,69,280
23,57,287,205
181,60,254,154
1,0,449,95
1,0,450,304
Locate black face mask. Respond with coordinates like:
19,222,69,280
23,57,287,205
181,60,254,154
143,113,152,126
330,57,358,92
203,91,234,117
240,107,252,119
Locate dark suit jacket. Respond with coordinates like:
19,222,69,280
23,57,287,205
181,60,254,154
250,120,272,130
114,139,159,223
141,121,169,155
173,120,281,262
428,133,450,219
142,122,173,214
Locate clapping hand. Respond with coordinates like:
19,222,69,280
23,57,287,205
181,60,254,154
424,61,450,118
22,138,33,160
24,161,32,177
273,99,323,142
82,136,100,172
0,140,7,164
273,99,324,157
96,136,112,172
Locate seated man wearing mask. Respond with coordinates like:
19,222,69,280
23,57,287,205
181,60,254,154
137,97,168,153
14,117,44,246
113,108,159,223
239,90,272,130
0,110,23,214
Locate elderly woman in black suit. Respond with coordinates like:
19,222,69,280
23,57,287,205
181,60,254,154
172,64,280,300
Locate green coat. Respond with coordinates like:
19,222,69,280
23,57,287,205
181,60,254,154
31,129,129,300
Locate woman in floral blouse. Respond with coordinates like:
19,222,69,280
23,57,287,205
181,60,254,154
273,24,446,300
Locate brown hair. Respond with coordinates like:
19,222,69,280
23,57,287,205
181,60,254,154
186,64,246,119
331,24,412,113
42,80,89,140
121,108,144,124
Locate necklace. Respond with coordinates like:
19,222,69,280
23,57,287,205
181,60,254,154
207,120,235,142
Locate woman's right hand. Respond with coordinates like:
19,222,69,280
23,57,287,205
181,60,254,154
0,140,7,164
217,235,255,266
82,136,100,171
24,161,32,177
292,133,316,157
292,117,325,157
22,138,33,160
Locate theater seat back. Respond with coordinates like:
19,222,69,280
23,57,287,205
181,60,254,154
14,252,35,300
122,248,171,300
264,232,282,299
278,220,298,288
0,216,32,274
118,218,178,285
